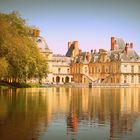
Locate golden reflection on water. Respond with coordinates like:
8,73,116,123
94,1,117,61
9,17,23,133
0,87,140,140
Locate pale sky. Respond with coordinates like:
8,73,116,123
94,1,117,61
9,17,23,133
0,0,140,55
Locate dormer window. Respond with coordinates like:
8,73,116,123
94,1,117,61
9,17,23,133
37,39,42,43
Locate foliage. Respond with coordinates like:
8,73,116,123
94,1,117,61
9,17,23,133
0,11,48,83
0,58,8,79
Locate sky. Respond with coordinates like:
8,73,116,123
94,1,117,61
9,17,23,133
0,0,140,55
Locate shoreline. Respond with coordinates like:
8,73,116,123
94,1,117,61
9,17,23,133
0,82,140,89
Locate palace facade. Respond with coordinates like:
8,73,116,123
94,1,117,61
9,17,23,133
67,37,140,86
30,29,140,86
30,29,73,84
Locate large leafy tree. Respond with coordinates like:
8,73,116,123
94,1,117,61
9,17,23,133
0,12,48,83
0,58,8,79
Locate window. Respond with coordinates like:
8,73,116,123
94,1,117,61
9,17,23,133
95,67,97,73
131,75,134,83
84,78,86,83
92,67,94,74
67,69,70,73
102,65,105,73
124,65,127,72
37,39,42,43
110,66,112,73
139,66,140,73
131,65,134,73
90,67,92,74
71,78,73,82
85,67,87,73
58,68,61,73
124,75,127,83
139,76,140,83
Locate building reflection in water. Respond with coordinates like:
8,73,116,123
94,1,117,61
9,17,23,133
0,87,140,140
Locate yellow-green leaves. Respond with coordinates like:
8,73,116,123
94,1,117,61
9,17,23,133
0,12,48,83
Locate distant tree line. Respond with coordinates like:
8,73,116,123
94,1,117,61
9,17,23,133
0,12,48,83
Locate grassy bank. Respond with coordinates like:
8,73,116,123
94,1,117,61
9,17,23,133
0,81,42,89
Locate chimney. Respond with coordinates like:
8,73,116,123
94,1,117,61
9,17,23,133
36,29,40,37
79,49,82,55
32,29,40,37
68,42,71,49
73,41,78,50
94,49,96,54
99,49,104,53
91,49,93,53
72,41,79,57
111,37,115,51
130,43,133,49
125,43,129,55
86,52,90,62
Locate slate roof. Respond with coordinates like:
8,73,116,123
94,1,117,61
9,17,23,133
36,36,52,53
120,49,140,62
72,42,140,64
66,45,74,57
115,37,125,50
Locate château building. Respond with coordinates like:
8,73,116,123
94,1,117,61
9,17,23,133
30,29,73,84
67,37,140,86
30,29,140,86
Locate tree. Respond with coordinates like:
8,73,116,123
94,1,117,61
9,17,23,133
0,58,8,79
0,11,48,83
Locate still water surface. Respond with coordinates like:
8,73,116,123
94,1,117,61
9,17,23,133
0,87,140,140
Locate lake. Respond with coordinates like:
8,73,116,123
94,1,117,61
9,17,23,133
0,87,140,140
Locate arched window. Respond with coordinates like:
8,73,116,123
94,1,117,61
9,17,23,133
65,76,69,83
56,76,60,83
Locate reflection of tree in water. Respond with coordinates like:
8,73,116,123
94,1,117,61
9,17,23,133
0,88,51,140
66,88,83,140
0,88,140,140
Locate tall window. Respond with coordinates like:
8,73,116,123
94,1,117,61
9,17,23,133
131,75,134,83
124,75,127,83
58,68,61,73
139,66,140,73
102,65,105,73
95,67,97,73
85,67,87,73
131,65,134,73
92,67,94,74
124,65,127,72
67,68,70,73
110,66,112,73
